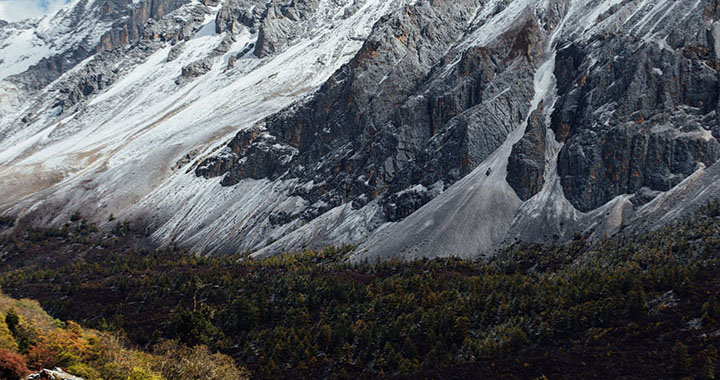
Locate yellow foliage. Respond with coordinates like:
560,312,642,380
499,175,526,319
127,366,165,380
0,291,249,380
0,313,18,352
151,340,250,380
25,320,101,370
66,362,102,380
0,292,61,332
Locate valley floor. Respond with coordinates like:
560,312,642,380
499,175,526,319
0,203,719,379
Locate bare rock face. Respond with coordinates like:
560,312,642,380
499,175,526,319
548,1,720,212
196,128,296,183
193,0,720,256
55,49,123,112
507,106,547,201
197,0,547,223
254,0,321,57
10,1,217,117
176,58,213,85
215,0,266,34
215,0,356,58
143,1,209,42
8,0,190,92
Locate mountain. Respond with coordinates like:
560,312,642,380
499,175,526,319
1,0,719,259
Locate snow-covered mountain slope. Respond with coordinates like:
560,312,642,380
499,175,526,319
1,0,719,259
0,0,405,240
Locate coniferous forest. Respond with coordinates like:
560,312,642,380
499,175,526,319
0,202,719,379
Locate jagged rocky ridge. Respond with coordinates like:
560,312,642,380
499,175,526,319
1,0,719,259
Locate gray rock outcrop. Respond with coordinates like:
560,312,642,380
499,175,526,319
507,106,548,201
550,1,720,211
197,0,547,223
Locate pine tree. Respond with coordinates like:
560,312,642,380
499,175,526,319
704,345,717,380
702,297,720,325
672,342,692,376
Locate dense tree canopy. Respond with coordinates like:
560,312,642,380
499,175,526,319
0,201,720,378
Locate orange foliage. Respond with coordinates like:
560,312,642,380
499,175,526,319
24,321,99,370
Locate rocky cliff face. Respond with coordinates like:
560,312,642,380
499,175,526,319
196,0,546,225
551,1,720,212
1,0,719,259
6,0,191,91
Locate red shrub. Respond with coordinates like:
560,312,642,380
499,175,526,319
0,349,30,380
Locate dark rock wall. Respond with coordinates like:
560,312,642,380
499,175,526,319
197,0,549,222
507,106,548,201
550,1,720,212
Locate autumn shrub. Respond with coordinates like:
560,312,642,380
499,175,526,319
0,289,246,380
0,301,53,353
127,366,165,380
92,334,163,380
0,349,30,380
8,298,62,331
0,313,18,351
5,309,19,334
11,318,39,353
66,362,102,380
25,321,99,370
90,336,135,380
151,340,249,380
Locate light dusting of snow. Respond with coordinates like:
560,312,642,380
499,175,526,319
0,0,410,253
713,22,720,59
465,0,533,49
0,0,112,81
353,0,575,261
192,13,218,39
1,0,714,258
